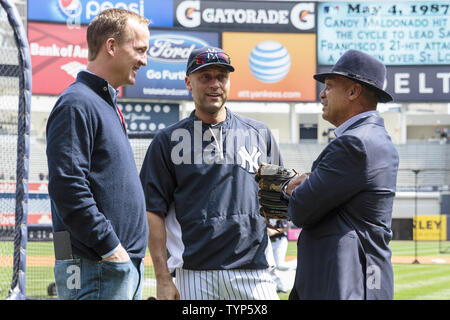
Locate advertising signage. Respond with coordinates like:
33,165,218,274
316,65,450,102
317,1,450,65
223,32,316,102
174,0,316,32
28,0,173,27
386,66,450,102
28,22,89,95
28,22,122,96
118,101,179,133
123,29,219,100
28,22,124,96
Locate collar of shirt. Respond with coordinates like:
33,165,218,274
80,70,119,106
334,110,379,138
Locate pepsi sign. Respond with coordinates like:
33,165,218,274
28,0,173,27
123,29,219,100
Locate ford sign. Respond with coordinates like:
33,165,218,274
148,33,208,63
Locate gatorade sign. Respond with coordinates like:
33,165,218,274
175,0,315,32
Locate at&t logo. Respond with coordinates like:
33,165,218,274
249,41,291,83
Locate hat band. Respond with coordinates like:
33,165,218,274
332,70,378,87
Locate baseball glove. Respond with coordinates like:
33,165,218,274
255,163,298,221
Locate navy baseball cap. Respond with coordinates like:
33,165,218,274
186,46,235,75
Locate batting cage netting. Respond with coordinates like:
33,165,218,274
128,132,157,299
0,0,31,300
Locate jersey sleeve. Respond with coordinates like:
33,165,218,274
139,131,176,215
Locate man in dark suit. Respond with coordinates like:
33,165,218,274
285,50,399,300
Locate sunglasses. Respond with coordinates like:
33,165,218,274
188,51,231,70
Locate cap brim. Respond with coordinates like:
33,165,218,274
187,62,235,75
313,72,393,103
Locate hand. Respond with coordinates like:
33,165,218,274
285,172,311,195
267,228,279,237
103,244,130,262
156,274,180,300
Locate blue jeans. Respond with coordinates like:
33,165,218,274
54,255,144,300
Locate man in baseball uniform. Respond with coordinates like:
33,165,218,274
140,46,281,300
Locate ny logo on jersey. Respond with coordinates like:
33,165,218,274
238,146,261,173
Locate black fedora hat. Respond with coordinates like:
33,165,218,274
314,50,393,103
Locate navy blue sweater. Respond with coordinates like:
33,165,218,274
46,71,148,261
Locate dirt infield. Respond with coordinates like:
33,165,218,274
1,255,450,267
391,256,450,264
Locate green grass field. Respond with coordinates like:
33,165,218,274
1,240,450,300
281,240,450,300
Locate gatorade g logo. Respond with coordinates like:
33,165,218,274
176,1,201,28
290,3,315,30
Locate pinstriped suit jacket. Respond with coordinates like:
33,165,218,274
288,114,399,300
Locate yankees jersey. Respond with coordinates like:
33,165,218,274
140,108,282,271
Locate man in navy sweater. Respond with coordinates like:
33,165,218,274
46,9,150,300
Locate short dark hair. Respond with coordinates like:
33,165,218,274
87,8,150,61
359,82,379,107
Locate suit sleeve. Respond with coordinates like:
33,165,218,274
288,135,367,229
46,105,120,256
